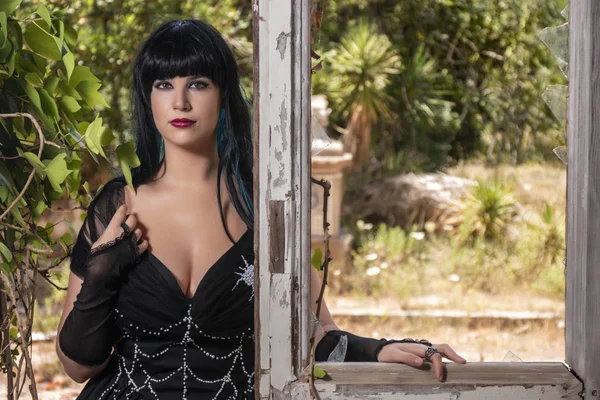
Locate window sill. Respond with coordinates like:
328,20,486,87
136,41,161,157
291,362,582,399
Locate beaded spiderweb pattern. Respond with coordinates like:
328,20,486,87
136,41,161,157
102,254,255,400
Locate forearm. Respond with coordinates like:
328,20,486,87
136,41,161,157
57,239,136,372
58,290,117,366
56,332,110,383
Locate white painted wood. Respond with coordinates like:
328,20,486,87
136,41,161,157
566,1,600,398
254,0,311,397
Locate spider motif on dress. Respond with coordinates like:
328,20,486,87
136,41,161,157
232,255,254,300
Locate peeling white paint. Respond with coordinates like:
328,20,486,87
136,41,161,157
270,274,294,391
289,383,581,400
276,32,291,59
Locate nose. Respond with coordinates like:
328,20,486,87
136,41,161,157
173,87,191,111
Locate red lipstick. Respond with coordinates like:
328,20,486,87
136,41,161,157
170,118,196,128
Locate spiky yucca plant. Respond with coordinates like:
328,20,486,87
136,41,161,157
460,180,517,240
324,22,401,166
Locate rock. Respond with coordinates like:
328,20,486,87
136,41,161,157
344,173,476,231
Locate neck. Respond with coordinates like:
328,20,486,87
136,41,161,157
156,143,220,189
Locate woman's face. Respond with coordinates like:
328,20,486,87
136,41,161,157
150,75,221,150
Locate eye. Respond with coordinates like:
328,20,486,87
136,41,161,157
190,80,209,89
153,81,172,90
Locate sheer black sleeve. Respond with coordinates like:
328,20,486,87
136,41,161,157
69,177,127,278
60,176,143,366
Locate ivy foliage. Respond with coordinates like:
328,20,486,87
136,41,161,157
0,0,139,379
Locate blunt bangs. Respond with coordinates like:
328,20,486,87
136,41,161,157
139,21,226,96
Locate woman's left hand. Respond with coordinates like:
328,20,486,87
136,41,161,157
377,342,467,382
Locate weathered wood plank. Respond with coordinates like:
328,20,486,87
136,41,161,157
309,362,580,385
566,1,600,398
254,0,312,397
289,363,582,399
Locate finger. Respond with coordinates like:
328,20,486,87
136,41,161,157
134,228,143,242
430,353,444,382
124,213,138,234
436,344,467,364
379,347,424,368
108,205,128,228
138,239,149,254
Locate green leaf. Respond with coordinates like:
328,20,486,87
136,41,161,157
0,12,7,48
0,166,16,195
59,95,81,113
117,140,141,188
0,0,22,15
0,241,12,263
11,20,22,52
311,248,323,271
0,185,8,202
77,81,110,109
100,127,114,146
70,65,100,87
32,52,46,71
44,153,72,193
313,365,328,379
25,72,43,87
39,88,59,119
64,24,77,50
32,200,47,220
23,152,46,178
9,327,18,340
44,75,60,94
0,37,12,61
63,51,74,81
20,79,41,109
56,20,64,44
59,80,82,100
0,263,11,276
36,4,52,29
84,116,104,156
57,234,70,253
24,22,61,61
6,48,15,75
18,52,41,73
9,206,26,228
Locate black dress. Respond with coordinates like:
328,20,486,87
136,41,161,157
67,177,255,400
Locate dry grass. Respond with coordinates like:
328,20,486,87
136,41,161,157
446,161,566,213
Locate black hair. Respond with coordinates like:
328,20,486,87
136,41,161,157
130,19,253,240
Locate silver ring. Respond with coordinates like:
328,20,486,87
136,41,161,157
424,346,440,362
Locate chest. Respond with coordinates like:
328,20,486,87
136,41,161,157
114,247,255,336
124,184,247,298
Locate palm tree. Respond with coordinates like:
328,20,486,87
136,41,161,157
325,22,401,167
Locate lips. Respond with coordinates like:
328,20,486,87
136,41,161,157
169,118,196,128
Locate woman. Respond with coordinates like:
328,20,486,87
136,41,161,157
57,19,465,400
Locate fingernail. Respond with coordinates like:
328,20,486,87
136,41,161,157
415,358,421,364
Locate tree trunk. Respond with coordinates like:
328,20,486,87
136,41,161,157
343,105,372,169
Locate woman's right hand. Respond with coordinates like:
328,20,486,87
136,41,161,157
91,204,149,255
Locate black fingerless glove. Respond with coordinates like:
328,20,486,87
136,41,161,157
315,330,432,362
59,231,140,366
